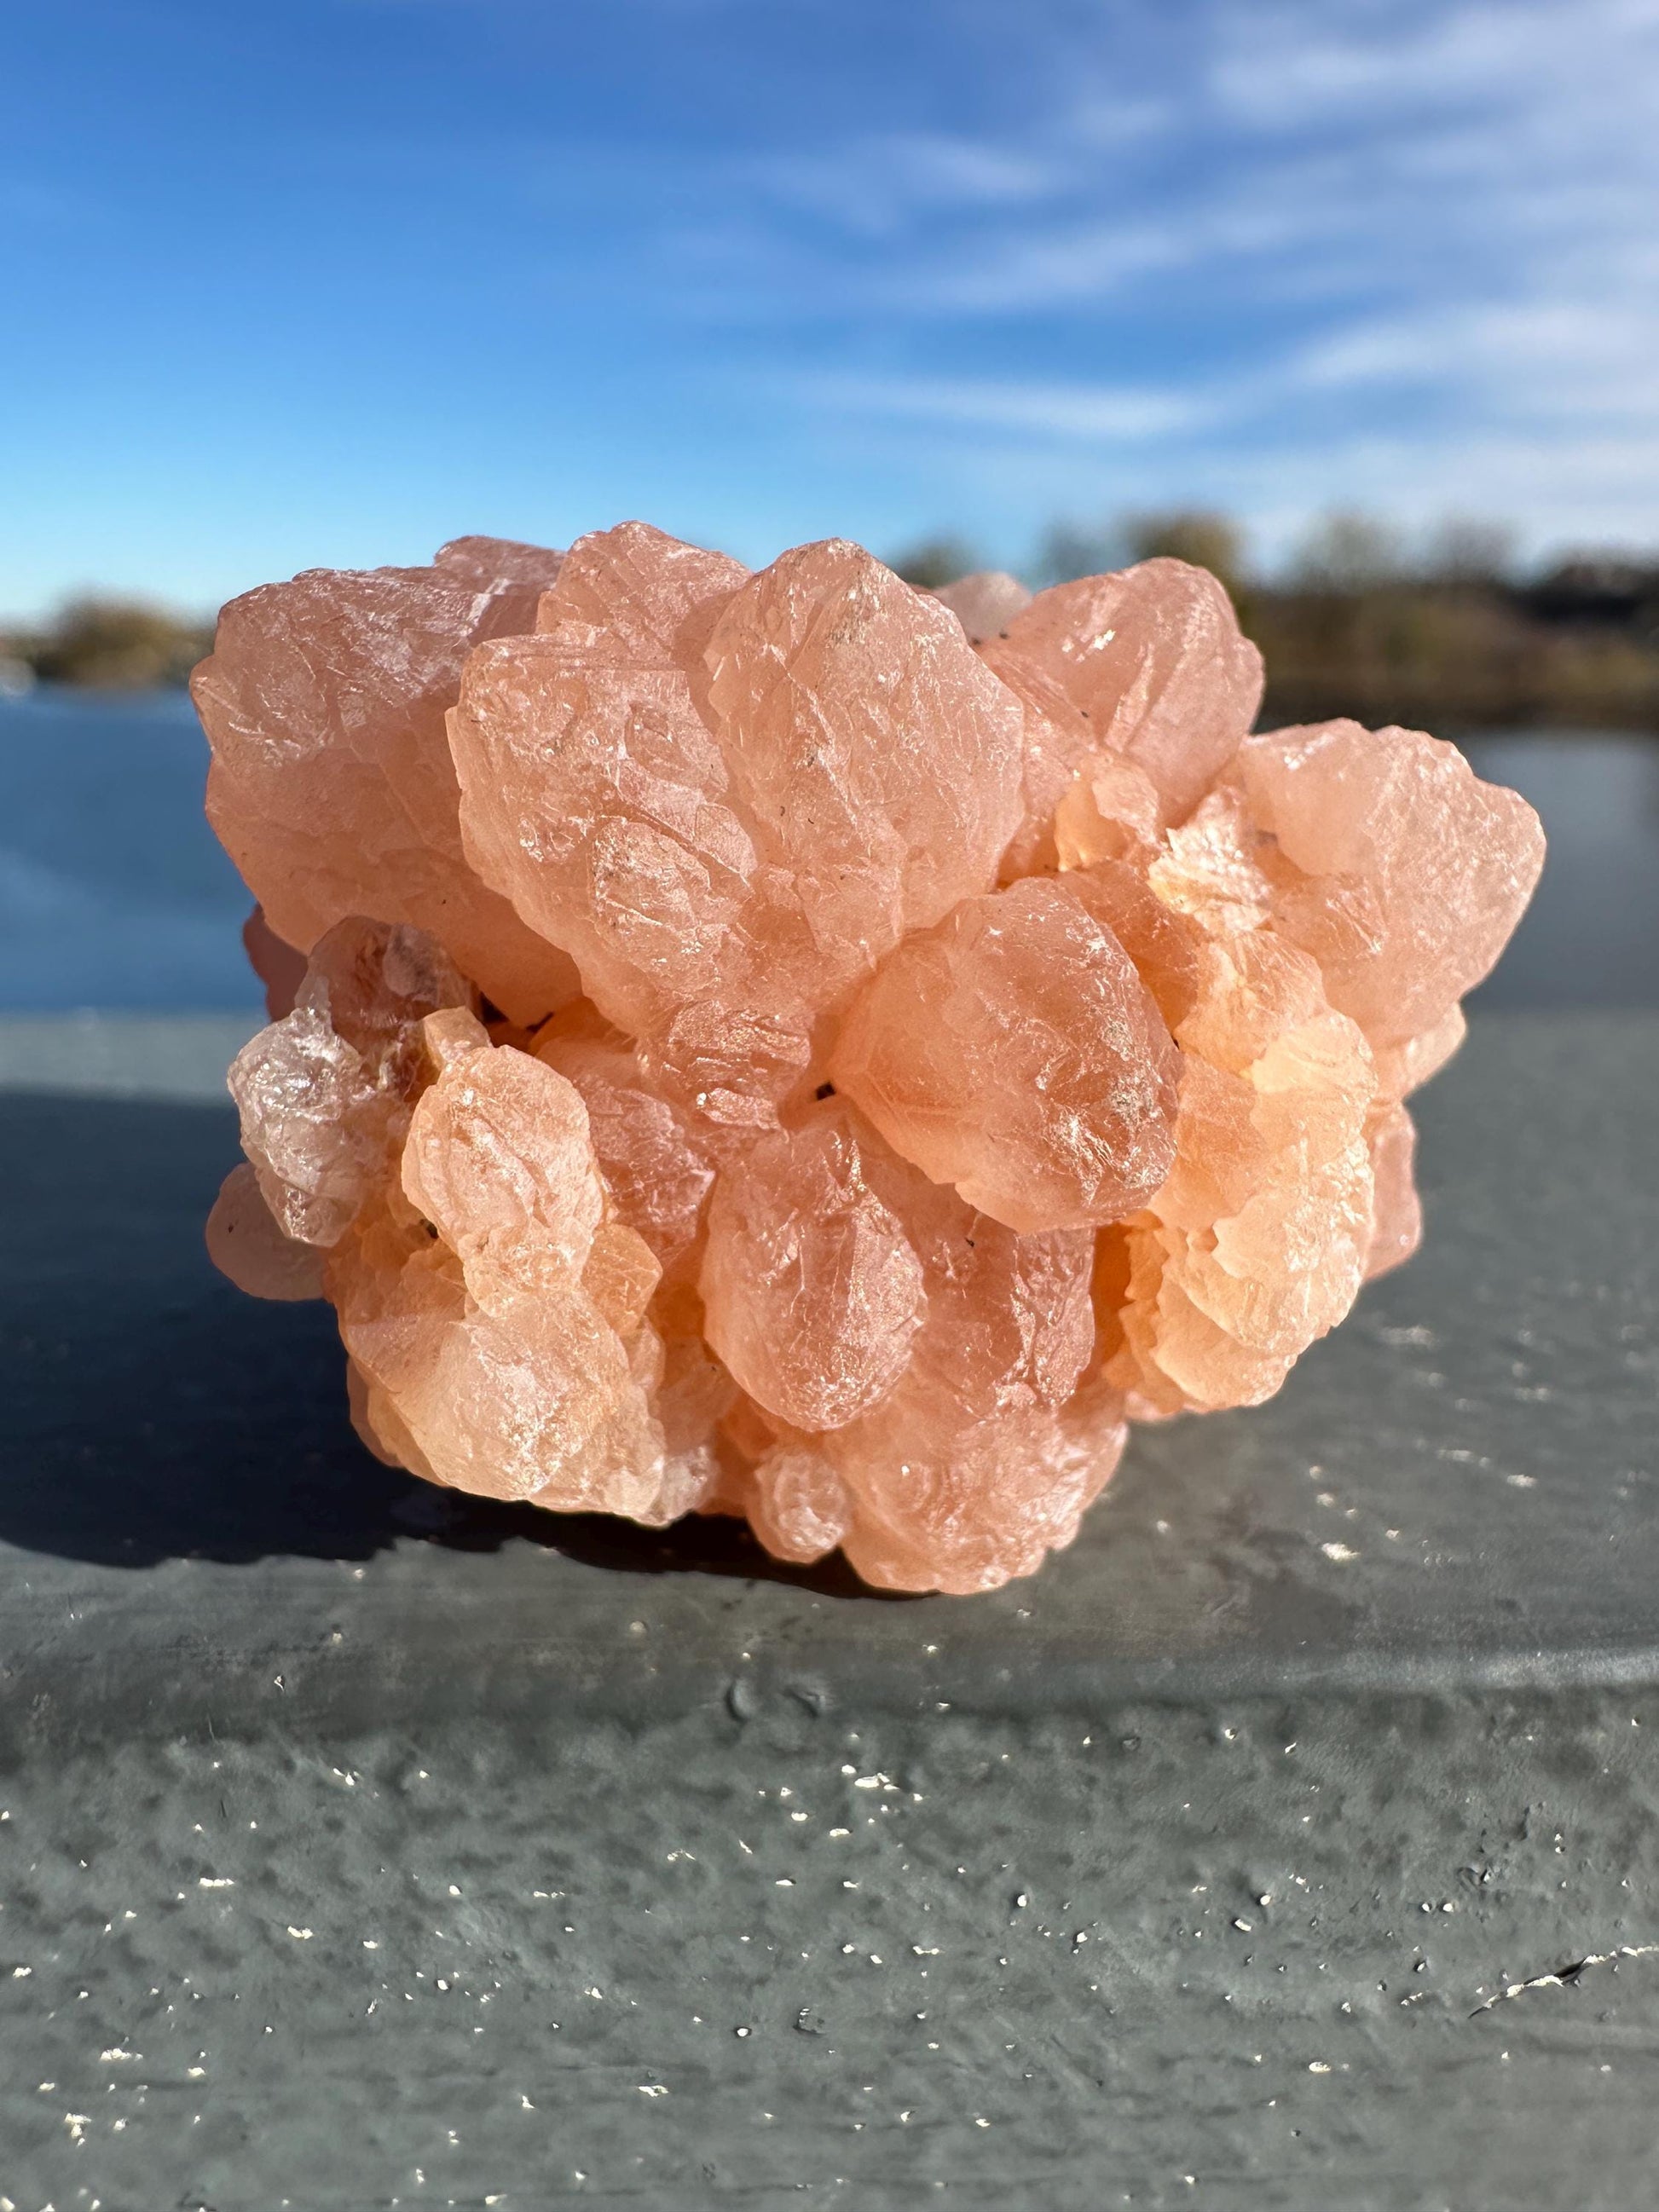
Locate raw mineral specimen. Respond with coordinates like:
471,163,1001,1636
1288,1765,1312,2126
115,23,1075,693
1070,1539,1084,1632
199,527,1545,1592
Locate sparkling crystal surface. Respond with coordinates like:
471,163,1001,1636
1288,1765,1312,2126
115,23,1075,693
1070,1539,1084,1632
201,527,1544,1591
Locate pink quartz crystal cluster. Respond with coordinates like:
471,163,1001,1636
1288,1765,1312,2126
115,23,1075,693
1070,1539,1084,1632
195,526,1545,1593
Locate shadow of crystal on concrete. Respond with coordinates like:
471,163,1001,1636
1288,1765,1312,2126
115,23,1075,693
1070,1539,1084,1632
0,1091,895,1595
0,1088,1234,1612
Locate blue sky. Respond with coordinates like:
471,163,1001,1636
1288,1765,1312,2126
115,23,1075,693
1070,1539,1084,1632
3,0,1657,615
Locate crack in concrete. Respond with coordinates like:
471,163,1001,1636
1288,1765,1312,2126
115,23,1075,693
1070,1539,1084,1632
1470,1943,1659,2016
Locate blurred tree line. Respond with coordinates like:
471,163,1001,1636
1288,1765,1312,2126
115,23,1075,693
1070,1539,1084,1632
893,511,1659,731
8,519,1659,728
0,597,214,690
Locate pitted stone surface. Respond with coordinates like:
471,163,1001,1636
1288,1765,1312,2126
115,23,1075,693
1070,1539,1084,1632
3,1697,1658,2211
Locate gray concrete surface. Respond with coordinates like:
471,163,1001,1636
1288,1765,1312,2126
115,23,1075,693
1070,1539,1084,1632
0,1011,1656,2209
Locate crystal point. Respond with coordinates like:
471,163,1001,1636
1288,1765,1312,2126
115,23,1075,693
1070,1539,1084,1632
831,875,1180,1233
195,541,578,1024
998,557,1264,823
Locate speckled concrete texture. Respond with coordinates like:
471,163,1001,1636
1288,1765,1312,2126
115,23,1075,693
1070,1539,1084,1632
0,1011,1656,2209
4,1692,1659,2209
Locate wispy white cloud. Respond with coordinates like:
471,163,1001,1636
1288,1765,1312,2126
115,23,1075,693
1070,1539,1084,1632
1211,424,1659,566
16,0,1658,593
731,82,1176,246
718,0,1659,551
792,372,1206,443
749,131,1065,234
1292,297,1659,424
708,0,1653,319
1211,0,1659,129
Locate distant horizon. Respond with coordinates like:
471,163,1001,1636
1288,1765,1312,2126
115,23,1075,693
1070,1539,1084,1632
7,511,1659,635
5,0,1657,621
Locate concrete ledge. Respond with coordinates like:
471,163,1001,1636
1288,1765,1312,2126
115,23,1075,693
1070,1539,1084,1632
1,1010,1655,2206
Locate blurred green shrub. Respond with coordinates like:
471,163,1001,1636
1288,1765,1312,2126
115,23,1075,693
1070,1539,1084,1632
1,597,213,690
888,536,983,590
